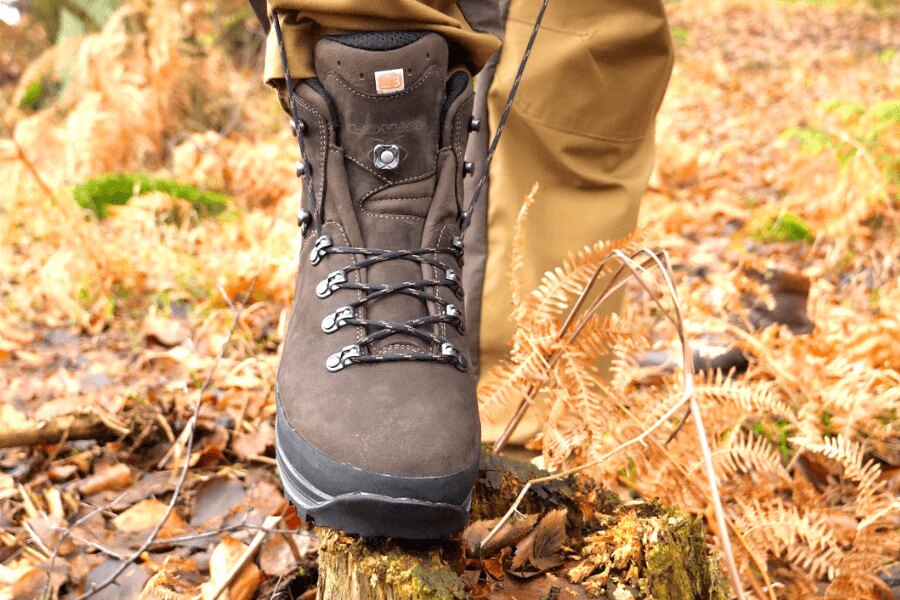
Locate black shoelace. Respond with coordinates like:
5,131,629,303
308,235,468,371
270,3,549,372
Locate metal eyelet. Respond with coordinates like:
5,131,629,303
445,303,465,332
297,209,312,234
321,306,354,334
441,342,468,371
468,116,481,132
445,269,458,283
326,344,361,372
451,236,464,254
309,235,332,265
295,161,308,178
316,270,347,298
290,118,307,137
463,161,475,176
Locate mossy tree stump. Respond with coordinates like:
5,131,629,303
313,452,728,600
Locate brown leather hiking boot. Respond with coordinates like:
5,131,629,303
273,30,482,538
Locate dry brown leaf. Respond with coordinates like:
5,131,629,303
462,513,539,558
231,421,274,461
138,556,201,600
112,498,188,538
259,534,299,577
0,558,48,599
79,463,133,495
510,509,568,573
144,315,192,347
201,536,261,600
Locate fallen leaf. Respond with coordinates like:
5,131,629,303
259,535,298,577
144,315,192,347
190,476,245,527
201,536,260,600
510,509,568,573
79,463,133,495
138,556,201,600
112,499,188,538
463,513,539,558
231,421,274,461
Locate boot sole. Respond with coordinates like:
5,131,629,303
275,401,474,539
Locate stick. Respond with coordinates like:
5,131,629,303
0,411,130,450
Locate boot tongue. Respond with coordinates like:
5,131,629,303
314,33,451,355
314,33,448,222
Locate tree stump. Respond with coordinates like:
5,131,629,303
313,452,729,600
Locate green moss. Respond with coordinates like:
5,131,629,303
318,529,465,600
750,210,814,243
71,173,230,220
18,76,61,112
642,513,730,600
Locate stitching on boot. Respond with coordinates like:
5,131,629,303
362,170,437,202
434,223,459,346
359,209,424,224
379,342,422,357
345,154,391,183
324,65,442,101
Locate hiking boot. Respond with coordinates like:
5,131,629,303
274,31,481,538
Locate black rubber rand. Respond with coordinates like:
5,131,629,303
274,396,475,539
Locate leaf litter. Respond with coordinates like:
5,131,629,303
0,0,897,598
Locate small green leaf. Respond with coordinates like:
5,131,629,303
780,127,833,154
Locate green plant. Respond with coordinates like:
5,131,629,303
780,99,899,183
72,173,230,219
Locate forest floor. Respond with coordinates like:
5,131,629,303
0,0,897,598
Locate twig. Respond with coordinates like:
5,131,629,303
42,494,129,600
0,114,58,205
78,279,257,600
208,513,284,600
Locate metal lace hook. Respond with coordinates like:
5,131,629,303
271,9,323,236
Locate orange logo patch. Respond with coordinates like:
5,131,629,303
375,69,405,94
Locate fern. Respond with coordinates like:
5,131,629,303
791,434,888,516
694,371,797,423
733,499,843,581
691,430,790,482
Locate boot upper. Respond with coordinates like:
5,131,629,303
277,32,480,481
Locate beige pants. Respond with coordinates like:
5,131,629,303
261,0,674,441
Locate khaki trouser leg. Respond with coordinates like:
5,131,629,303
262,0,501,82
471,0,675,443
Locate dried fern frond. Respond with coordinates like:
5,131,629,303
477,354,551,421
510,183,539,322
791,434,888,516
518,234,638,331
690,429,790,482
694,370,797,424
733,499,843,581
